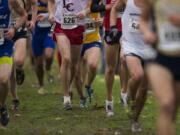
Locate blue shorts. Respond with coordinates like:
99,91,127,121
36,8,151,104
32,30,55,57
81,41,102,57
0,39,13,58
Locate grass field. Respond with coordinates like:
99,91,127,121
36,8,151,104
0,59,180,135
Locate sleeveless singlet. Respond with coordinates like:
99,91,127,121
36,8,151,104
54,0,86,29
0,0,11,45
122,0,149,50
154,0,180,56
36,0,51,28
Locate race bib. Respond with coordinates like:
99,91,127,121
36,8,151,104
128,19,140,33
159,23,180,51
84,17,96,34
61,13,78,29
37,19,51,28
0,29,4,46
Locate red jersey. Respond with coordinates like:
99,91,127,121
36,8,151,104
103,0,122,31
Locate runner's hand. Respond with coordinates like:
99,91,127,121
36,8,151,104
76,10,86,19
27,21,35,31
168,13,180,26
143,30,157,45
109,25,118,39
36,14,46,22
49,13,55,24
4,28,15,40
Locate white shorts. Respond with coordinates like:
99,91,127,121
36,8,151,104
121,40,157,60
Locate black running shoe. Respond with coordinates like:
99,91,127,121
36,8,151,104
16,69,25,85
0,106,9,126
12,100,21,117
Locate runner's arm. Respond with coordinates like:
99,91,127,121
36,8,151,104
48,0,55,23
9,0,27,30
30,0,38,24
110,0,125,27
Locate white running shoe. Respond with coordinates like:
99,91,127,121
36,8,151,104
105,100,114,117
38,87,48,95
121,92,128,107
131,122,142,132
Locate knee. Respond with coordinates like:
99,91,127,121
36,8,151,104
89,62,98,72
106,65,115,75
14,56,25,66
0,74,9,85
159,98,175,115
131,71,144,82
62,56,71,68
45,51,53,60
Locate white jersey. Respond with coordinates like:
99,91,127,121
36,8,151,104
55,0,87,29
121,0,156,59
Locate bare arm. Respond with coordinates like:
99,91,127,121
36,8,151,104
110,0,125,27
48,0,55,23
30,0,38,24
9,0,27,30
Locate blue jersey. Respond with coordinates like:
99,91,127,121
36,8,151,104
0,0,13,57
35,0,51,32
0,0,10,29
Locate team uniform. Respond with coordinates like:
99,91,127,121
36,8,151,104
81,12,102,56
0,0,13,65
53,0,85,45
121,0,156,61
153,0,180,80
32,0,55,57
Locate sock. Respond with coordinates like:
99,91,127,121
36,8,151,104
63,96,71,104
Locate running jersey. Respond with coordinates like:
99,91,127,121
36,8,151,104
54,0,86,29
103,0,123,31
36,0,51,28
83,1,101,44
154,0,180,56
122,0,150,50
0,0,11,45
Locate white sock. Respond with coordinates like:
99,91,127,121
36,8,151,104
63,96,71,104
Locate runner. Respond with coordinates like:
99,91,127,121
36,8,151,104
110,0,156,131
81,1,102,103
91,0,127,116
10,0,37,115
32,0,55,95
140,0,180,135
48,0,88,110
0,0,27,126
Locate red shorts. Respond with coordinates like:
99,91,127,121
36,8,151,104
53,22,85,45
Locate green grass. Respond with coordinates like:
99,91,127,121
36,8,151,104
0,59,180,135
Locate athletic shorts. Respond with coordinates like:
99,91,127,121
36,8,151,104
81,41,102,57
104,31,122,45
122,40,156,61
154,53,180,80
0,56,13,65
12,27,28,42
32,31,55,57
53,22,85,45
0,40,13,58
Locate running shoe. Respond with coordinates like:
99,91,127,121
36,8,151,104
105,100,114,117
120,92,128,107
131,121,142,132
64,101,72,110
80,98,87,108
38,87,48,95
0,106,9,126
11,99,21,116
48,75,54,84
16,69,25,85
85,86,93,103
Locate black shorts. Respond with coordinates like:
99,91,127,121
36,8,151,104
155,53,180,80
12,27,28,42
104,31,122,45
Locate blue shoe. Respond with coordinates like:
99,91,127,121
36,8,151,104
80,98,87,108
0,106,9,126
85,86,93,103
